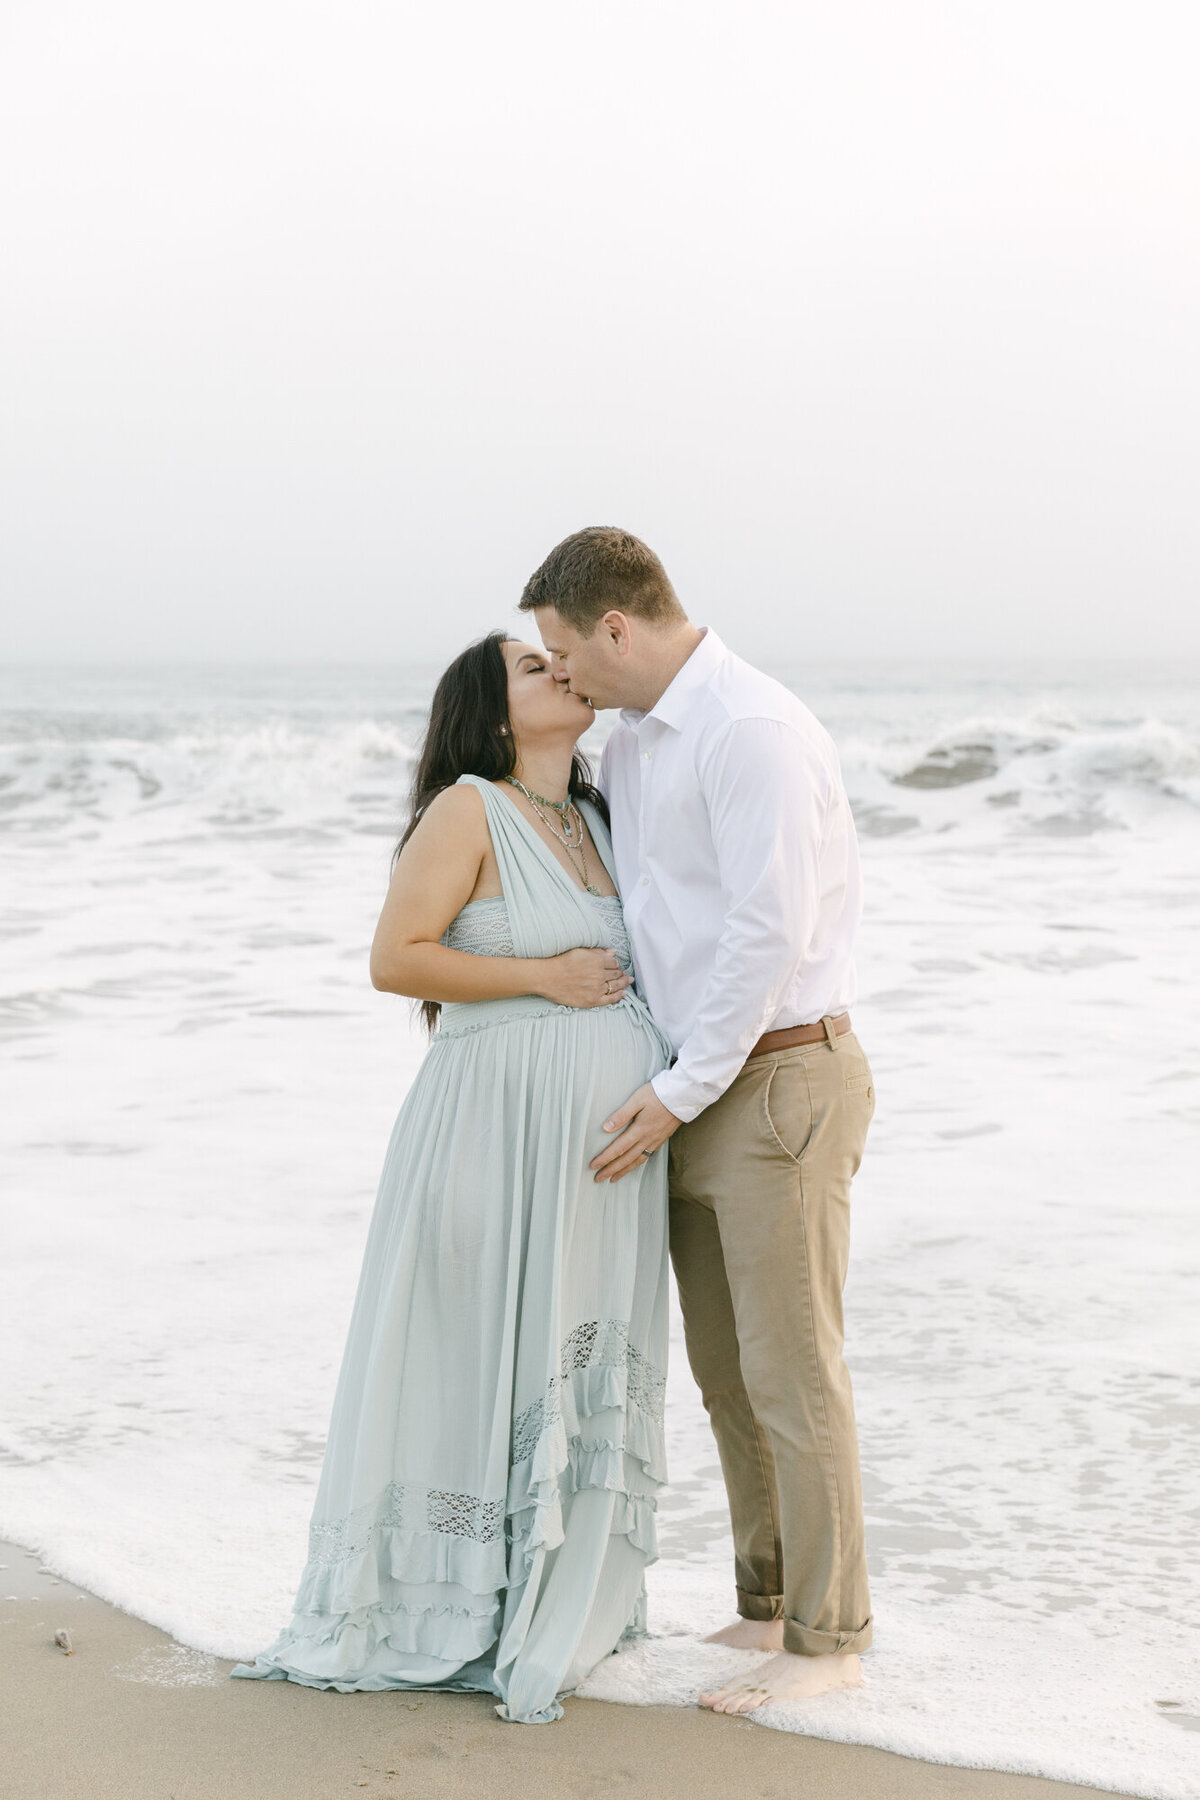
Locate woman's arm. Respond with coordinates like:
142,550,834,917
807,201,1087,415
370,785,630,1009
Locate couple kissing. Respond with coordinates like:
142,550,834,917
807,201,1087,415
233,526,874,1726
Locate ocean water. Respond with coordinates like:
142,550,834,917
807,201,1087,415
1,659,1198,1797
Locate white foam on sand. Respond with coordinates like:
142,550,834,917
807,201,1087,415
2,665,1199,1798
114,1645,226,1688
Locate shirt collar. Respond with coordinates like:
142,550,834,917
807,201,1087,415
620,627,726,733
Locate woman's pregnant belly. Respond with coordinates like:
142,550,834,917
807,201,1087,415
416,993,669,1145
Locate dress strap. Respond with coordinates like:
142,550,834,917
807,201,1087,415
455,775,606,959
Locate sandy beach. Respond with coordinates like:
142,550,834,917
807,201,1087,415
0,1540,1135,1800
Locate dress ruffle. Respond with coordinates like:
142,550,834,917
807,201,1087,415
232,1375,664,1693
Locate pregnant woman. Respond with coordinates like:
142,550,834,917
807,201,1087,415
233,632,671,1723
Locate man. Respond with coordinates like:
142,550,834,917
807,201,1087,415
519,526,875,1715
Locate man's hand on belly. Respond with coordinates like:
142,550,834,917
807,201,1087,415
590,1083,682,1184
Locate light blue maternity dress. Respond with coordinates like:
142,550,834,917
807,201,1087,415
232,776,671,1722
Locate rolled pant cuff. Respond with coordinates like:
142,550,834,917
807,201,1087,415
736,1588,785,1622
782,1615,873,1657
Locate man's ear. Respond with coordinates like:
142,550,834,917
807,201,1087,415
603,610,633,656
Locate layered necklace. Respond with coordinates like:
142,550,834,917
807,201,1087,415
504,776,604,895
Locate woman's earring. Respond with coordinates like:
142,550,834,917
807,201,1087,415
498,725,509,736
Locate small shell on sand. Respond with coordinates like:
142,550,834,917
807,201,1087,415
53,1630,73,1655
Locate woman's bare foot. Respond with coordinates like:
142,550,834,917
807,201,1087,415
699,1649,862,1714
703,1618,784,1652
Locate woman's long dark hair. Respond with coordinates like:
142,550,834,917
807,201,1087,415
397,631,608,1032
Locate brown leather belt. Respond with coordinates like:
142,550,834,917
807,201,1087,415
746,1013,852,1059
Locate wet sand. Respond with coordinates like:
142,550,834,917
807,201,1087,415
0,1542,1133,1800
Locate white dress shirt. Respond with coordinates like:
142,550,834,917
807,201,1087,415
599,629,861,1124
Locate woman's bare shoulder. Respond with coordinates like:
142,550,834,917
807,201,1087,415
422,780,486,819
405,781,489,849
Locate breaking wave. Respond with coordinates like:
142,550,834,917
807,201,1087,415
2,682,1198,846
0,719,421,838
844,712,1200,839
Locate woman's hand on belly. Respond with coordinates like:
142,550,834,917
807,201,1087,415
534,948,633,1009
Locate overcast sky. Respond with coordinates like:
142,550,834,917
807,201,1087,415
2,0,1198,664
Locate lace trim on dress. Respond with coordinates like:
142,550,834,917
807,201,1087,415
308,1481,507,1561
442,894,634,973
511,1318,666,1465
305,1319,667,1565
442,900,516,958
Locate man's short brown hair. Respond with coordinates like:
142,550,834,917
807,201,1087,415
518,527,684,635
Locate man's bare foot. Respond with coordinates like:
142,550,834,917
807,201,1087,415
699,1649,863,1714
703,1617,785,1652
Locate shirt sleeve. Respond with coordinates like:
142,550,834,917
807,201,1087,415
651,716,832,1122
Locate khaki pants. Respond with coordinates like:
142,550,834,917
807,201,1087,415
668,1026,875,1657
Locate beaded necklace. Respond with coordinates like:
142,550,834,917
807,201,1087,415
503,776,604,895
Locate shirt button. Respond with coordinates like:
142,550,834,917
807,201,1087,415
641,876,650,886
643,750,652,760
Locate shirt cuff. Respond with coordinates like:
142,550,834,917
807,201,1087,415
651,1068,706,1125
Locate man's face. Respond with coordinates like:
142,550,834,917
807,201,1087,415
531,606,629,711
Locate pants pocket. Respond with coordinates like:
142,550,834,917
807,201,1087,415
761,1061,814,1164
